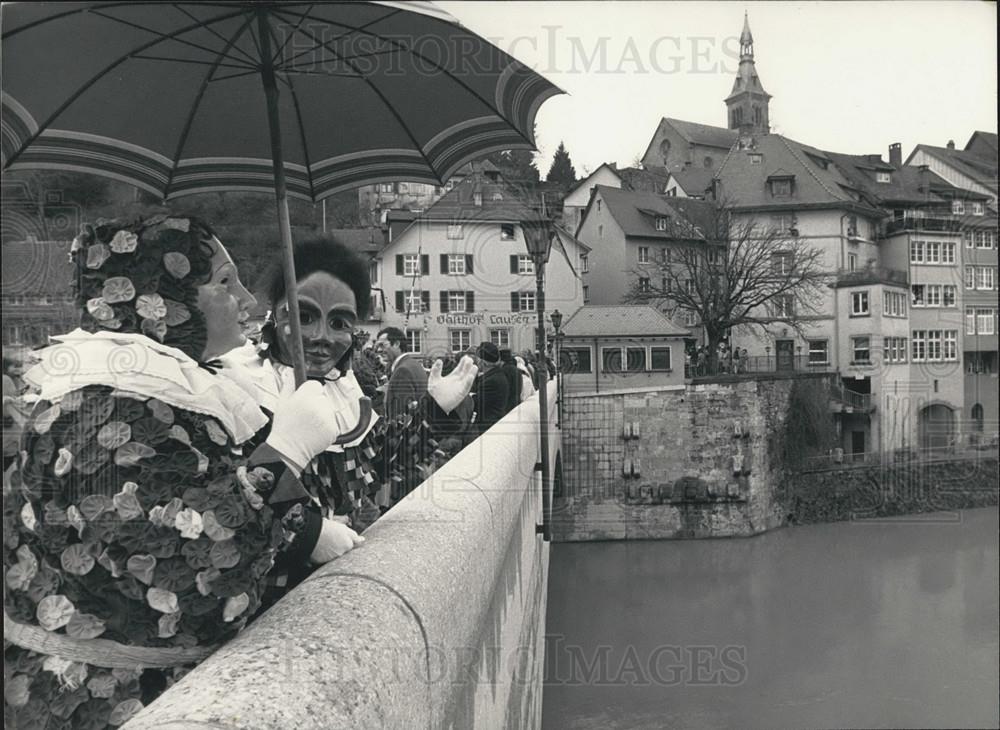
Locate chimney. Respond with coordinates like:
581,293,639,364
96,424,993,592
888,143,902,167
917,164,929,192
946,140,955,150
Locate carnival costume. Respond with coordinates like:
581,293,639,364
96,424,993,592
3,217,319,729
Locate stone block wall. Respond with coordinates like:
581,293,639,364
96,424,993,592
553,376,825,541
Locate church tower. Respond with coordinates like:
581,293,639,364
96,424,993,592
725,13,771,134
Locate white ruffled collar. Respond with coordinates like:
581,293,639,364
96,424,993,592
24,329,268,444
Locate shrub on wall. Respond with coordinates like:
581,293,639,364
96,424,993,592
783,377,838,470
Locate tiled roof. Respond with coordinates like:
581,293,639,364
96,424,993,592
418,170,543,223
595,186,715,240
668,167,715,196
909,144,998,194
2,241,75,296
825,153,954,206
714,134,881,213
663,118,738,150
561,305,689,338
965,131,998,159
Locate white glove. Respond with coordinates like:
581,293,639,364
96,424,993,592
265,380,343,471
309,518,365,564
427,356,478,414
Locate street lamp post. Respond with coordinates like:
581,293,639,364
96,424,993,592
550,309,563,429
523,217,554,542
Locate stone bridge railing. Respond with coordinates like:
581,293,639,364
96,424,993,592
128,383,558,730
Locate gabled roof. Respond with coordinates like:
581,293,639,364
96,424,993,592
666,167,715,197
593,185,715,240
2,241,74,296
415,168,542,223
664,118,738,150
965,131,998,160
562,305,689,338
825,152,956,206
714,134,882,214
565,163,622,200
905,144,998,195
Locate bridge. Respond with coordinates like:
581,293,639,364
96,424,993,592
127,383,560,729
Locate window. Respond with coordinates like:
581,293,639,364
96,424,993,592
942,242,956,264
884,291,906,317
847,252,858,271
925,284,941,307
446,224,464,239
473,193,483,206
707,249,722,265
598,224,603,238
515,254,535,275
404,289,424,313
603,347,646,373
927,330,942,360
912,331,926,362
965,266,976,289
951,200,965,214
500,223,515,240
943,285,956,307
490,329,510,348
369,262,379,285
749,153,763,165
771,252,793,275
638,246,650,264
966,231,976,248
972,202,985,216
449,329,471,352
976,308,997,335
911,284,924,306
944,331,957,360
876,172,892,183
638,277,651,293
406,329,423,353
402,253,420,276
655,217,668,231
518,291,536,311
770,179,792,197
978,266,996,290
851,336,871,364
560,347,592,374
602,347,622,373
448,291,469,313
851,291,869,316
911,329,959,362
883,337,907,363
684,279,696,294
770,214,796,234
773,294,795,318
910,240,924,264
447,254,466,275
650,346,672,371
380,183,394,193
580,254,589,273
683,310,698,327
967,307,977,335
807,339,829,365
582,285,590,303
925,241,941,264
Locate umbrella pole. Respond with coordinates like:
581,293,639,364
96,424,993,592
257,11,307,387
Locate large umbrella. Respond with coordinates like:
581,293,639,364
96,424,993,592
1,1,561,384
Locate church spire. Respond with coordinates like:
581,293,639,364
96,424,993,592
725,12,771,134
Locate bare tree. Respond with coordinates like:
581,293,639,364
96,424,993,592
624,203,828,370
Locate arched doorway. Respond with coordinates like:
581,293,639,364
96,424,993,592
919,403,956,451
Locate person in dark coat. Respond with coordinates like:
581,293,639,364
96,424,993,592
473,341,510,435
375,326,429,421
499,348,522,412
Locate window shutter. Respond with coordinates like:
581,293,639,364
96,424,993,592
510,255,518,274
440,291,449,313
440,254,448,273
510,292,520,311
466,255,474,275
467,291,475,311
395,291,404,311
421,291,430,312
396,255,403,275
421,255,429,275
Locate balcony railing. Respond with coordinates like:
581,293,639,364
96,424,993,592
881,216,963,236
829,382,873,412
833,266,909,288
686,354,832,379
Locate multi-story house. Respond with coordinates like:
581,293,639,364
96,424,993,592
906,132,998,212
961,216,999,441
355,162,489,227
562,164,623,235
375,167,587,356
2,240,77,357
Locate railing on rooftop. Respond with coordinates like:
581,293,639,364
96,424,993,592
686,354,832,379
881,216,963,237
834,266,909,287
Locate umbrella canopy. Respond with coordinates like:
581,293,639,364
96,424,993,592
1,1,562,384
1,2,561,200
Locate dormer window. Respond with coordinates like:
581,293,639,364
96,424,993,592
972,202,985,215
655,217,668,231
876,172,891,183
768,175,794,198
473,192,483,206
749,153,763,165
952,200,965,214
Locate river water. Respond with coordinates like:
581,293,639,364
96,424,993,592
542,508,999,729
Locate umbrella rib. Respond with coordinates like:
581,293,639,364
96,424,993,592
131,54,254,71
275,6,401,71
3,8,249,171
263,19,316,202
272,7,538,150
164,13,257,196
273,14,440,180
171,2,260,67
86,7,255,69
267,2,316,67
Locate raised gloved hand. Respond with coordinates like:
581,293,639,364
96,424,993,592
427,355,478,414
309,518,365,564
265,380,342,472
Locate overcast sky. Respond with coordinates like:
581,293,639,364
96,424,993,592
438,1,998,176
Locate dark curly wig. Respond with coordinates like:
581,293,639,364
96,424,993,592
71,214,216,361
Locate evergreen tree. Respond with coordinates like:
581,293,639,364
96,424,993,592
546,141,577,185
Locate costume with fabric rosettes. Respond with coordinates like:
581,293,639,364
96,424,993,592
2,332,319,730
